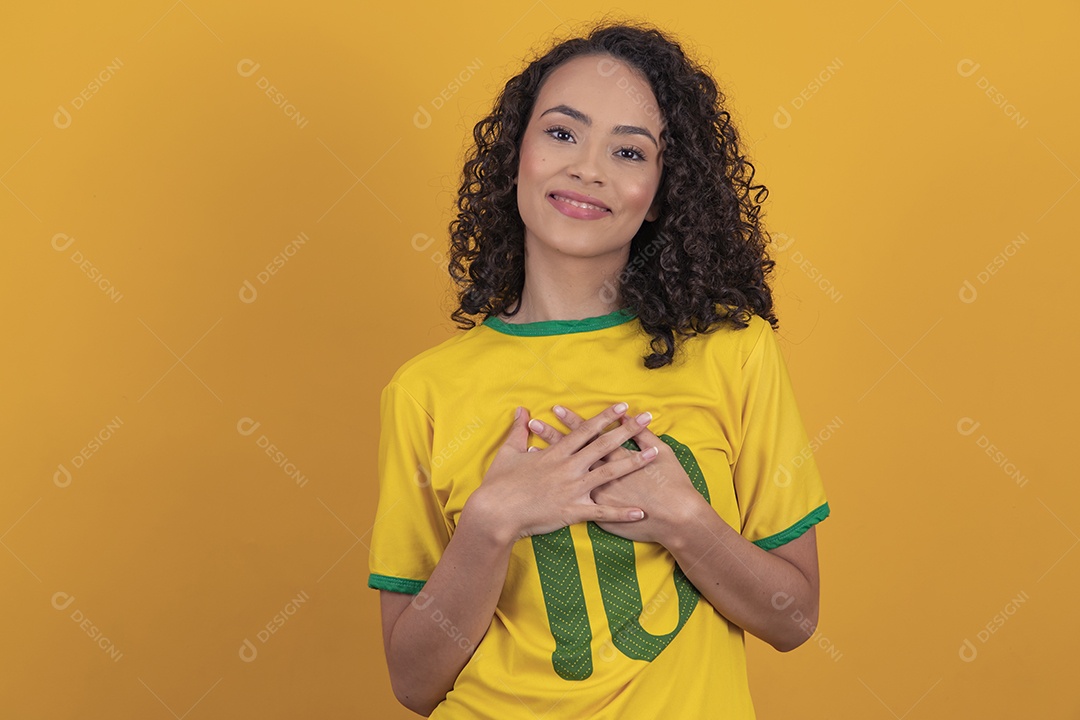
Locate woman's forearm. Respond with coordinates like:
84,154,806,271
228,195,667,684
662,495,818,652
386,496,514,714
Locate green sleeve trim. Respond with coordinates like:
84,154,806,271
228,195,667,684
752,502,831,551
368,573,426,594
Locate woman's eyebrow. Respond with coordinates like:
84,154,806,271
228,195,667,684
539,104,658,148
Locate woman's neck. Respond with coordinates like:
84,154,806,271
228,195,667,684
501,292,623,324
500,245,628,323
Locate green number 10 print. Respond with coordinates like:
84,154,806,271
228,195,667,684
530,434,712,680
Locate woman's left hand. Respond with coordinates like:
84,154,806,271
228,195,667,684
526,405,704,544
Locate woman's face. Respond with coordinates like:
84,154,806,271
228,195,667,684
515,53,664,262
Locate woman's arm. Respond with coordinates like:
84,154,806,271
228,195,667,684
595,431,822,652
659,493,821,652
379,404,658,715
528,409,823,652
379,497,514,716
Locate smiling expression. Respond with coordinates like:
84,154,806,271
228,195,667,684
515,53,665,260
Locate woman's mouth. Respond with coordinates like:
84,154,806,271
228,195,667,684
547,193,611,220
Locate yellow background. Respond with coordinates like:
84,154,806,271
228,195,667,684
3,1,1076,717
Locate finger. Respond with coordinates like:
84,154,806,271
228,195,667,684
621,417,661,446
556,405,627,440
552,405,584,431
558,404,651,448
613,414,652,455
557,402,631,457
526,416,565,446
607,443,661,483
582,438,659,490
590,415,639,465
580,409,654,468
505,406,532,453
575,504,646,524
553,406,619,464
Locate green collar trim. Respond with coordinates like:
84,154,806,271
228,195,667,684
483,307,638,336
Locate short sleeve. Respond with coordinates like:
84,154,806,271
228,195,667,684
367,380,450,594
731,321,830,550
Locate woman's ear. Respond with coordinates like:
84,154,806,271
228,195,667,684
645,194,661,222
645,166,664,221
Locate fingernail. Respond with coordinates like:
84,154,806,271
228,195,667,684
552,405,566,418
515,406,521,420
528,419,543,433
642,446,658,459
613,402,628,414
635,411,652,425
629,509,644,520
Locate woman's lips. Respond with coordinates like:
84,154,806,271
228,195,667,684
547,193,611,220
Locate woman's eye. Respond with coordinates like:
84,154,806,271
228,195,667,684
544,127,574,142
543,127,645,162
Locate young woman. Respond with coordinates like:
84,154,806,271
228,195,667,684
369,20,831,719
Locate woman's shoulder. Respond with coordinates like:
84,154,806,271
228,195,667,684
693,304,771,355
652,305,770,375
385,321,490,392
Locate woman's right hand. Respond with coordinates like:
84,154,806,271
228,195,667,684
462,402,658,543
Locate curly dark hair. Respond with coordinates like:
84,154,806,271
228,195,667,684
447,18,778,369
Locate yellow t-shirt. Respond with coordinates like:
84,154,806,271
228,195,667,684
368,306,830,719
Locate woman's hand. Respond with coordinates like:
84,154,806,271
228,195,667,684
463,403,660,545
525,405,705,544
